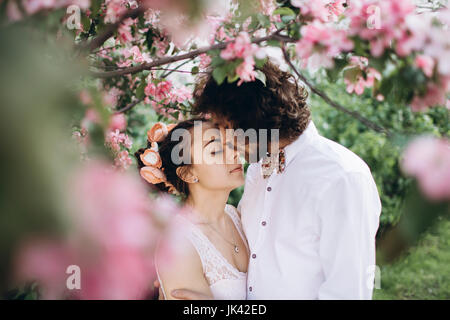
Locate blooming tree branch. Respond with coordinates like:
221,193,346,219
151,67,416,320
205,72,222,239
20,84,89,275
282,45,392,137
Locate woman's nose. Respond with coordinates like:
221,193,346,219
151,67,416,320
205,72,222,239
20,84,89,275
225,141,240,164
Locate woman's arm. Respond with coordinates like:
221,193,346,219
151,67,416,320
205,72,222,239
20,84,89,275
155,240,213,300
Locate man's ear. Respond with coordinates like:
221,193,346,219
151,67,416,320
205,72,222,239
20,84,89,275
176,166,198,183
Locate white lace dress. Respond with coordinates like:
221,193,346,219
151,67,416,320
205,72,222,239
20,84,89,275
157,204,248,300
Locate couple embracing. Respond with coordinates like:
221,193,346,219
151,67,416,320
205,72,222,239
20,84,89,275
135,61,381,300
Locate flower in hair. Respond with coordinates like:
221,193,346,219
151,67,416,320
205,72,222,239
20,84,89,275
140,122,179,195
140,144,162,168
147,122,177,143
140,166,166,184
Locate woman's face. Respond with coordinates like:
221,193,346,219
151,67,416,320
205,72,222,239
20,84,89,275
189,121,244,192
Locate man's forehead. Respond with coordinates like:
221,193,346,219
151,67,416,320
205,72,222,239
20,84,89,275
210,113,232,128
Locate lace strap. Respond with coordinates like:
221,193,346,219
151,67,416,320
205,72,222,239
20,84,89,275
182,215,245,286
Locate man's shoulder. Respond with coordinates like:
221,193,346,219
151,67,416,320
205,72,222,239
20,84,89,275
295,134,373,180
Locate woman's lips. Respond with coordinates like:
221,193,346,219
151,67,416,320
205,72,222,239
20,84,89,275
230,165,243,173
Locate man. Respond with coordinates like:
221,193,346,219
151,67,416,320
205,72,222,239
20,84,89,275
161,61,381,299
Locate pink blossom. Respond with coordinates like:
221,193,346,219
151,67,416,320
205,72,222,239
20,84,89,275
6,0,23,21
14,159,177,299
220,32,259,61
415,55,435,78
103,87,122,106
104,0,127,23
296,21,353,70
81,108,101,131
347,0,415,57
199,54,212,69
236,57,258,86
105,129,132,152
344,56,381,95
117,18,135,44
14,240,76,299
410,83,447,112
114,150,133,170
145,80,172,102
402,137,450,200
79,90,92,105
170,86,193,104
67,161,158,254
109,113,127,132
291,0,330,22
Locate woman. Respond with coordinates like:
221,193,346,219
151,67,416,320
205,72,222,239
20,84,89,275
135,118,248,300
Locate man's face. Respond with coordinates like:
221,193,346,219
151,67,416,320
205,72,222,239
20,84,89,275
210,113,265,164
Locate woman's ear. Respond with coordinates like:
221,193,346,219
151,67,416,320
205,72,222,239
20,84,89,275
176,166,198,183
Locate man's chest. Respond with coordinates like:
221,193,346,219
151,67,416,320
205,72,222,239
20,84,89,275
239,174,321,252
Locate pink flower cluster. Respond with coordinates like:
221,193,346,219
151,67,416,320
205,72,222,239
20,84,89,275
105,128,133,170
402,137,450,201
220,32,265,85
104,0,129,23
291,0,346,22
105,129,132,151
347,0,416,57
199,53,212,70
410,82,449,112
118,46,152,67
344,56,381,95
117,17,135,45
14,161,183,299
295,21,353,70
9,0,90,18
145,80,172,102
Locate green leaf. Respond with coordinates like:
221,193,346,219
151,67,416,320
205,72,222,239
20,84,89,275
255,57,267,69
191,66,199,75
273,7,296,17
281,15,295,23
266,39,281,48
212,66,227,85
255,70,266,86
136,78,147,100
256,13,271,28
211,55,225,68
227,73,239,83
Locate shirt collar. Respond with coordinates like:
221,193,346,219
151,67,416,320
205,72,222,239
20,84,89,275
282,120,318,168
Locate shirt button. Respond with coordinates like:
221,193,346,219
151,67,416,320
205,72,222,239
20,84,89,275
252,253,257,259
261,221,267,226
267,186,272,192
249,286,253,292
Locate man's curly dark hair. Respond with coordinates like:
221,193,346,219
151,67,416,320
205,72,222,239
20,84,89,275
192,60,311,142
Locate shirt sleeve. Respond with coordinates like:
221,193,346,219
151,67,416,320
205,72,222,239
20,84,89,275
316,171,381,300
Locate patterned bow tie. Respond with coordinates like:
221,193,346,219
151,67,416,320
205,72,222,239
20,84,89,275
261,148,286,179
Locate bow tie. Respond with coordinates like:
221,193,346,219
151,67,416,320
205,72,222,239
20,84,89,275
261,148,286,179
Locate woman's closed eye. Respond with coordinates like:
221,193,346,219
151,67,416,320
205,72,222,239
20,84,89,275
211,148,223,155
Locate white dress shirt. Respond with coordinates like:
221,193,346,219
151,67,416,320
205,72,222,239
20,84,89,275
238,120,382,300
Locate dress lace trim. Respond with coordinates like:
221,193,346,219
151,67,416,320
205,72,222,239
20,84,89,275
184,204,248,286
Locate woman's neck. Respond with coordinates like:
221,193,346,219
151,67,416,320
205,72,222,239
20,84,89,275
185,189,230,225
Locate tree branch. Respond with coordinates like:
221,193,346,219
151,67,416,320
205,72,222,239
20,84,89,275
91,32,296,78
114,97,144,114
78,7,144,52
281,46,392,137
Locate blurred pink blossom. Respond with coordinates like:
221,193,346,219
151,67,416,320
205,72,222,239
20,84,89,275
109,113,127,132
295,21,353,70
402,137,450,201
114,150,133,170
15,159,183,299
410,83,447,112
415,55,435,78
344,56,381,95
